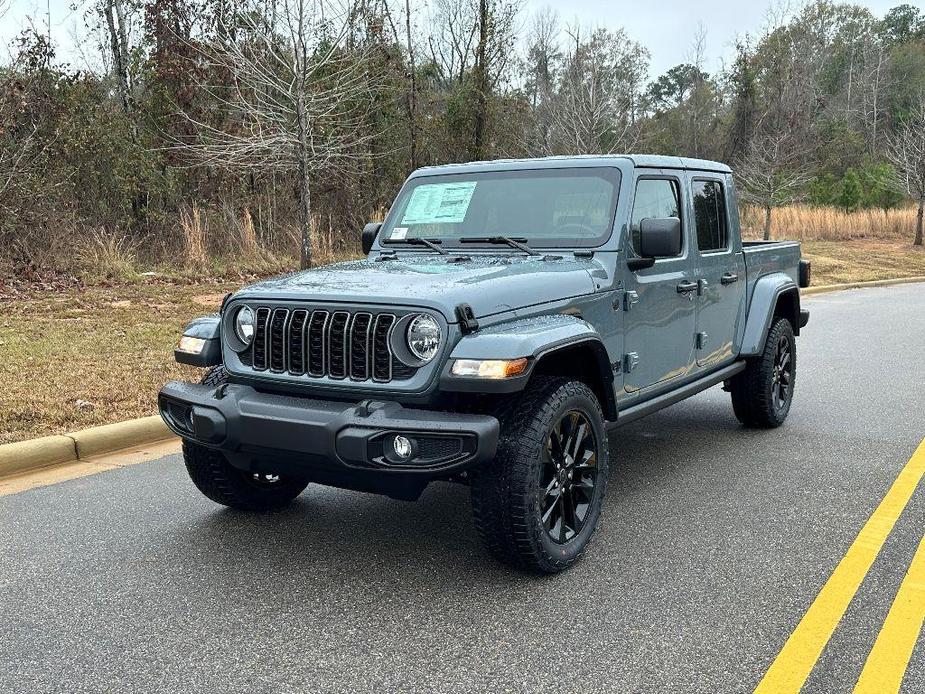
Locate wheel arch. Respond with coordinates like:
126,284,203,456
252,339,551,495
530,340,618,422
740,274,801,357
443,314,618,421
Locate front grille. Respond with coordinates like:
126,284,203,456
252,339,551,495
245,306,415,383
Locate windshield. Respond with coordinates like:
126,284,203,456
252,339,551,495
379,167,621,248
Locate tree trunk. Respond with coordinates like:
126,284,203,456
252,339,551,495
763,204,773,241
404,0,418,171
296,96,312,269
915,196,924,247
298,156,312,269
472,0,488,160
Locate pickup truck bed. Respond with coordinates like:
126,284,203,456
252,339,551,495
743,239,809,296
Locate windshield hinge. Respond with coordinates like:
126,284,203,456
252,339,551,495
455,304,480,334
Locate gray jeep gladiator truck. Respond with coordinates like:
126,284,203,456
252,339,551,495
159,155,810,573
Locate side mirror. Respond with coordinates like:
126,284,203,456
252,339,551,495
627,217,681,272
638,217,682,258
362,222,382,254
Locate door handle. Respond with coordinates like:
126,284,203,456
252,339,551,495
677,280,698,294
721,272,739,285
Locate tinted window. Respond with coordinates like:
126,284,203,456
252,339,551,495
630,178,681,255
379,168,621,247
692,180,728,252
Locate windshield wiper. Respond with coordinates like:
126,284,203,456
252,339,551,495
384,237,448,255
459,236,541,256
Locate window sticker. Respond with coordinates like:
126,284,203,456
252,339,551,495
390,226,409,240
400,182,477,225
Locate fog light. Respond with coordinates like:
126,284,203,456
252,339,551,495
177,335,206,355
392,435,413,461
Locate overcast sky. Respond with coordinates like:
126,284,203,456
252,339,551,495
0,0,908,77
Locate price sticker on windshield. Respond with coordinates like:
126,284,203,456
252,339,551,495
401,182,477,225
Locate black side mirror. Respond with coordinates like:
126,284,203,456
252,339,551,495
627,217,681,272
639,217,682,257
362,222,382,254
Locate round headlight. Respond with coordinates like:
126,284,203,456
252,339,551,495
406,314,441,363
234,306,255,345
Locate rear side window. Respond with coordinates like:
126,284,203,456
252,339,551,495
630,178,681,255
692,180,728,252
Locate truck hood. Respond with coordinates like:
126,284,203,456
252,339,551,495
233,255,597,320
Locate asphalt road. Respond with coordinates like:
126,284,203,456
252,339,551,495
2,283,924,693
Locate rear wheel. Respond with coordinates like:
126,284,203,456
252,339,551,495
470,378,609,573
183,366,309,511
730,317,796,428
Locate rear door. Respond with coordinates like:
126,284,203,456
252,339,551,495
622,171,697,392
689,174,746,368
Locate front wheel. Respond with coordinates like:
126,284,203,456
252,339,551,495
183,366,309,511
470,378,609,573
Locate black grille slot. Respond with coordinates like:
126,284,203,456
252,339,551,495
241,306,414,384
349,313,372,380
307,310,328,376
327,312,350,379
417,437,463,460
252,308,271,370
372,314,395,381
288,310,308,374
392,357,416,381
269,309,288,372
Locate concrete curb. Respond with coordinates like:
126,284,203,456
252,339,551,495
0,416,174,478
802,275,925,295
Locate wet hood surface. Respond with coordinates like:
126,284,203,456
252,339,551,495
233,254,597,319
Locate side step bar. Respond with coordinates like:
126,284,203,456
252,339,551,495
610,361,747,428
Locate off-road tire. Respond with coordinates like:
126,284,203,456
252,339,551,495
182,366,309,511
730,317,796,428
200,365,228,388
470,377,609,573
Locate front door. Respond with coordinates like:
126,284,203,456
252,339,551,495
690,175,746,368
622,173,697,392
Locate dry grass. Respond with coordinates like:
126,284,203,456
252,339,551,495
180,206,207,266
801,240,925,285
74,228,140,280
0,279,241,445
741,204,919,242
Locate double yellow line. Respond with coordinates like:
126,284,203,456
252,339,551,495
755,437,925,693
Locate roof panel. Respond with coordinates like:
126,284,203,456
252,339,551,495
410,154,731,177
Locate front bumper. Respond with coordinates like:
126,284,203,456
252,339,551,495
158,381,500,484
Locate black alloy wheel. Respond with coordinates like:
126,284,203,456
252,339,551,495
540,410,599,544
771,333,793,413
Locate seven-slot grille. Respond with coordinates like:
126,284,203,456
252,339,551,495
246,307,414,383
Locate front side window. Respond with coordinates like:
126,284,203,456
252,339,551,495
692,180,728,252
379,168,621,248
629,178,681,256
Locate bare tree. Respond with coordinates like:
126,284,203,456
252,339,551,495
547,26,648,155
736,133,811,240
886,97,925,246
176,0,379,268
521,7,560,154
428,0,478,84
382,0,419,170
99,0,135,118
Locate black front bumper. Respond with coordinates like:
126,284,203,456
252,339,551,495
158,381,500,487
